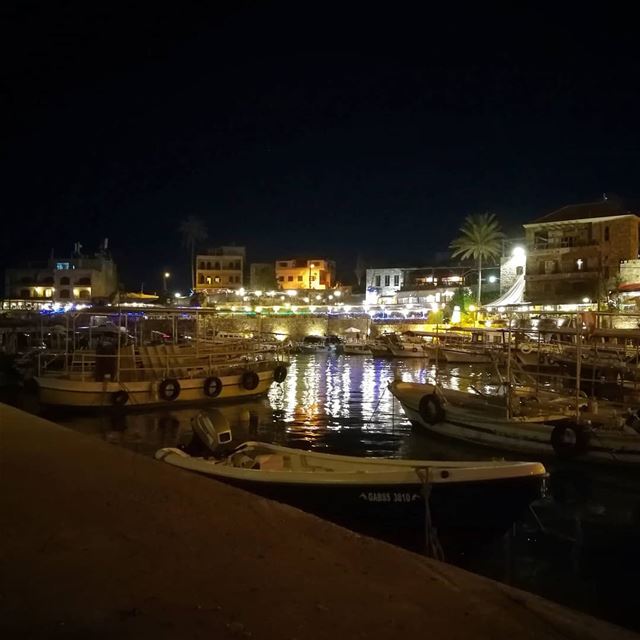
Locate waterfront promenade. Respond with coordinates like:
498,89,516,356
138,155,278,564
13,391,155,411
0,402,636,639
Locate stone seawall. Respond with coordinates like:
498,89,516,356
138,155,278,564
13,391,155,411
197,314,432,340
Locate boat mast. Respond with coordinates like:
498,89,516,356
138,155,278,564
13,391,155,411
575,313,582,423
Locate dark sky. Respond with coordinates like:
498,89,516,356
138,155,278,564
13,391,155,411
2,2,639,293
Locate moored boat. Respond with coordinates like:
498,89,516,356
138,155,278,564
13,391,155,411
156,438,547,554
390,380,640,465
34,340,288,409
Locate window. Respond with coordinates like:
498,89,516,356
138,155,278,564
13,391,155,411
394,275,399,286
76,277,91,285
297,275,303,282
198,274,205,284
605,226,610,242
516,266,524,276
214,262,221,270
384,275,390,286
235,276,241,283
277,276,284,282
206,277,212,285
60,289,70,299
288,276,293,282
310,275,316,281
206,261,212,270
214,276,221,283
375,275,381,287
60,276,70,285
78,290,90,299
199,262,205,269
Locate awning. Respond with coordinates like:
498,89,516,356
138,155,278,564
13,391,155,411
618,282,640,292
484,275,528,308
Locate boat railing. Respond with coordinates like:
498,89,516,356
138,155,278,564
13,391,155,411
37,342,289,383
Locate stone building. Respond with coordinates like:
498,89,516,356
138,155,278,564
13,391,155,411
195,246,245,291
523,199,640,305
4,241,117,305
275,258,335,290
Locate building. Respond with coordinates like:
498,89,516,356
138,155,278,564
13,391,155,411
4,241,118,305
365,265,498,304
195,246,245,291
275,258,335,290
523,198,640,305
365,268,405,303
249,263,276,291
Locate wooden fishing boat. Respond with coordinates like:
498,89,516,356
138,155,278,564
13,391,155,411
156,438,546,553
390,380,640,465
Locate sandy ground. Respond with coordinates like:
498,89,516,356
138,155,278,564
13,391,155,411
0,402,637,640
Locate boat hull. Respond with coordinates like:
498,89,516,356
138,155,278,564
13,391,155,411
195,472,543,554
35,369,277,409
392,383,640,465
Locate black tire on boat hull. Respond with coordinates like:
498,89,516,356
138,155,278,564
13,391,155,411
550,423,590,458
159,378,181,401
419,394,445,425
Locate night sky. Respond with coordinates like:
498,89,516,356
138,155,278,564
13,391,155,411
3,3,639,293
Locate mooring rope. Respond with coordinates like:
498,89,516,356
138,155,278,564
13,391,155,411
416,468,445,561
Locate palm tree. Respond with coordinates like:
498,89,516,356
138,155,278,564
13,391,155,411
179,216,208,290
449,212,504,309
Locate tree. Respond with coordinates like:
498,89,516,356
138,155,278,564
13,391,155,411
449,212,504,309
354,253,366,287
179,216,208,290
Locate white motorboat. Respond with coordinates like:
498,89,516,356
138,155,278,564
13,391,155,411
156,436,546,554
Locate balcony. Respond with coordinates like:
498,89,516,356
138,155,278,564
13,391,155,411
529,239,599,253
525,270,599,282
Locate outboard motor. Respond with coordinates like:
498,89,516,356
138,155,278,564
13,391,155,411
186,410,233,456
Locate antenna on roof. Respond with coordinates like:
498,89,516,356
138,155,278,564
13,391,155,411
603,193,608,201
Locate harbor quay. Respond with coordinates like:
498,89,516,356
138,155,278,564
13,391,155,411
0,402,636,640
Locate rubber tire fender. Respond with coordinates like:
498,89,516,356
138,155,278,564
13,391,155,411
550,423,590,458
418,393,446,425
241,371,260,391
203,376,223,398
112,390,129,406
159,378,181,401
273,365,288,384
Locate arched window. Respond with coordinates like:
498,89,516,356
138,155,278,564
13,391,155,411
199,262,205,269
198,274,205,284
206,261,212,270
60,277,70,285
78,289,90,299
76,277,91,285
60,289,70,299
214,261,221,270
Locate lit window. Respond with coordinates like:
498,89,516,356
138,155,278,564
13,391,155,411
206,277,212,284
214,276,221,283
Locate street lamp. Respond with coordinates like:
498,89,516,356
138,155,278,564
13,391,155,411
163,272,170,291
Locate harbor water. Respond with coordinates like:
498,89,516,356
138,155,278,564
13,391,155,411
17,352,640,632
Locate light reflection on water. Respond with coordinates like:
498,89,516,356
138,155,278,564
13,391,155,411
42,353,640,632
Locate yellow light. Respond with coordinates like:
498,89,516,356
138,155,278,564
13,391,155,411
468,304,476,312
286,289,297,297
334,290,341,297
254,290,263,296
164,272,170,278
255,306,263,313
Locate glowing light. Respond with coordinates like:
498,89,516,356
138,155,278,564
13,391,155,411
485,320,493,327
315,294,322,301
291,305,298,312
334,290,341,297
255,306,263,313
174,292,181,298
303,297,310,303
267,290,276,297
576,259,584,270
273,305,281,312
238,287,246,296
254,290,263,297
309,305,316,312
164,272,170,278
468,304,476,312
430,302,439,312
498,306,505,313
244,305,251,312
488,275,497,283
512,246,525,258
582,297,591,303
287,290,297,297
274,333,288,341
284,302,291,308
328,294,334,300
451,305,461,323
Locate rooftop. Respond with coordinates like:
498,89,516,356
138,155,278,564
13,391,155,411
529,197,638,225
